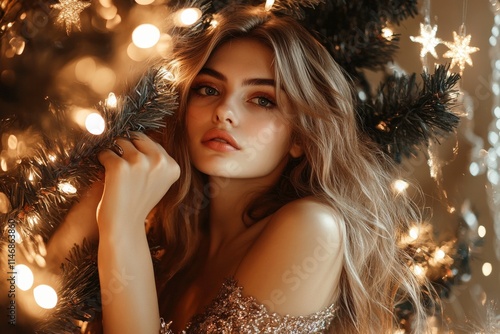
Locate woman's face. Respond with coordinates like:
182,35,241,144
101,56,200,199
186,38,299,180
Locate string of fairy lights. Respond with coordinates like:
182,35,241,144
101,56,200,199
0,0,496,332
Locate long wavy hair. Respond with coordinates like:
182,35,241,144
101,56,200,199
155,5,430,333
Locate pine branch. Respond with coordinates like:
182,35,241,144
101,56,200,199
301,0,418,74
0,68,177,249
37,239,101,334
357,64,461,163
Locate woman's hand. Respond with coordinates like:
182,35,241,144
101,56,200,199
96,132,179,235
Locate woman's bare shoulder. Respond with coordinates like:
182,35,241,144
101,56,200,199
272,197,342,233
234,197,343,316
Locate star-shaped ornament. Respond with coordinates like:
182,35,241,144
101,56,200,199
410,23,442,59
443,30,480,75
52,0,91,35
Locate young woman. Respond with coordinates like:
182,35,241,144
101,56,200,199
54,4,430,333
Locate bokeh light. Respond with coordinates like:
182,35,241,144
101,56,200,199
58,182,77,195
33,285,58,309
106,92,117,108
392,179,409,193
482,262,493,276
174,8,202,27
14,264,34,291
132,24,161,49
85,113,106,135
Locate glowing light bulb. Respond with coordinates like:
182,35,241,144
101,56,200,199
409,226,420,240
7,135,17,150
132,24,161,49
34,285,58,309
392,179,409,193
58,182,77,195
482,262,492,276
14,264,34,291
434,249,446,261
85,113,105,135
478,225,486,238
413,264,425,277
178,8,202,26
106,92,117,108
382,27,394,40
0,157,7,172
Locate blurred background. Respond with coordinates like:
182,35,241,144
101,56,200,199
394,1,500,332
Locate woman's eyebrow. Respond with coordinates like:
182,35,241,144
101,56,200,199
198,67,276,87
198,67,226,81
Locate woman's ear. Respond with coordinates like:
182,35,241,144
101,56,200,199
289,142,304,158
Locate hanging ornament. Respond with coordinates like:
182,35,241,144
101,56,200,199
410,23,442,59
443,24,480,75
52,0,91,35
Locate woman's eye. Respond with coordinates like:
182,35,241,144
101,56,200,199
193,85,219,96
250,96,276,109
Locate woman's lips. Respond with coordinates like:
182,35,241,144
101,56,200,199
201,129,240,152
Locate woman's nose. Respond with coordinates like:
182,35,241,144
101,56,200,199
213,102,238,127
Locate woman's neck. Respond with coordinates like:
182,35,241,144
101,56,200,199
206,177,266,257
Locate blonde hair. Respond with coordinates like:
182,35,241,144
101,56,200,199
156,5,430,333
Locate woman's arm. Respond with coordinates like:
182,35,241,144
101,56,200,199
96,132,179,334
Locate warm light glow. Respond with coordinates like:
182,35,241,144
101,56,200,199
0,158,7,172
85,113,106,135
265,0,275,11
90,67,116,94
135,0,155,4
478,225,486,238
132,24,161,49
156,34,173,58
106,14,122,29
34,285,58,309
413,264,426,277
382,27,394,40
97,5,118,20
7,134,17,150
75,57,96,83
210,19,219,28
106,92,117,108
15,264,34,291
410,23,442,59
48,154,56,162
178,8,202,26
409,226,420,240
482,262,493,276
9,36,25,55
392,179,409,193
434,249,446,261
443,27,480,75
58,182,77,194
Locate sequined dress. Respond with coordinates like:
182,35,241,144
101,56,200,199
162,277,338,334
